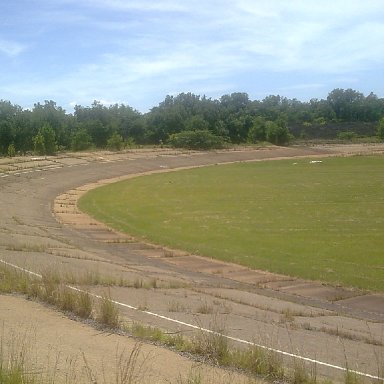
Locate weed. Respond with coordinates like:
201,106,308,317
149,278,158,289
192,328,230,365
82,343,148,384
133,278,143,289
3,262,381,384
280,308,301,323
230,345,284,379
58,285,77,312
196,300,214,315
291,359,317,384
40,269,61,304
12,216,25,225
5,243,46,253
163,249,176,258
319,326,384,347
302,322,314,331
74,290,93,319
113,343,147,384
137,301,149,311
177,369,203,384
97,292,120,328
131,324,164,343
167,280,187,289
129,324,190,352
167,300,186,313
345,370,360,384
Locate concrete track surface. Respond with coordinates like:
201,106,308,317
1,145,384,383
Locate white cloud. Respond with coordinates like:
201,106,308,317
1,0,384,110
0,39,26,57
221,0,384,74
58,0,188,12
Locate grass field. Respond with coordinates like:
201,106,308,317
79,155,384,291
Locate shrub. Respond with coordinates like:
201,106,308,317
337,131,358,140
33,133,45,155
71,128,92,151
32,123,57,155
377,118,384,141
75,291,93,319
168,130,225,150
97,293,120,328
265,121,290,145
107,132,124,151
7,144,16,157
248,117,266,143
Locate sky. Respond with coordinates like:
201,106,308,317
1,0,384,113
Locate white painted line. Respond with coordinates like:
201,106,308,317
0,259,382,382
1,259,42,278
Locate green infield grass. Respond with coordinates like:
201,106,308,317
78,155,384,291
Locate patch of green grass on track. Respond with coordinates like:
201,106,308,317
78,155,384,291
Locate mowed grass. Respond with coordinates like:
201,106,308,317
79,155,384,291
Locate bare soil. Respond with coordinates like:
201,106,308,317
1,143,384,383
0,295,249,384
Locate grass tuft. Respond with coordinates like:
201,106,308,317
97,292,120,328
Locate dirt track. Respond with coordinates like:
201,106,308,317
1,144,384,383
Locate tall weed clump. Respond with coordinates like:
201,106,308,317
97,292,120,328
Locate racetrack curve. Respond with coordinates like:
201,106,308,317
1,145,384,382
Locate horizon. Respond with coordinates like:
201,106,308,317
1,87,381,115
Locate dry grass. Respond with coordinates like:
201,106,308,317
196,301,214,315
97,292,120,328
1,262,382,384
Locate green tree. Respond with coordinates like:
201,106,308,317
85,120,111,148
327,88,364,121
247,117,266,143
33,132,45,155
168,130,225,150
33,123,57,155
40,123,57,154
32,100,71,149
265,121,290,145
0,120,14,154
185,115,209,131
71,128,92,151
107,132,124,151
7,143,16,157
378,118,384,141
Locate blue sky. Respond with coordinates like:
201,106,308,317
1,0,384,112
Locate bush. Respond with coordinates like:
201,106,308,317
7,144,16,157
377,118,384,141
71,128,92,151
97,293,120,328
32,124,57,155
337,131,358,140
265,121,290,145
107,132,124,151
168,130,225,150
248,117,266,143
33,133,45,155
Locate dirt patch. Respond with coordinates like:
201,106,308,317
0,295,252,384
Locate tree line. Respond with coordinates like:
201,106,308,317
1,88,384,156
